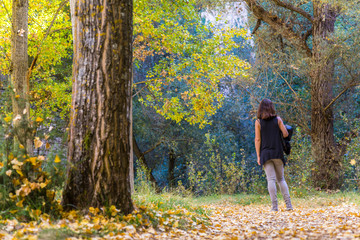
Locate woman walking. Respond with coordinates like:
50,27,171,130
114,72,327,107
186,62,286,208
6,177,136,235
255,99,293,211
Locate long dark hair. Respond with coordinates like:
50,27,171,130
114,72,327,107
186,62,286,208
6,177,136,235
257,99,276,119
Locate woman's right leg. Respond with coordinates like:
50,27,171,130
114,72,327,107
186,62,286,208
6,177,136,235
273,159,293,210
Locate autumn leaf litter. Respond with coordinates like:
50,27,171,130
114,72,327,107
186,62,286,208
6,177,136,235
1,200,360,239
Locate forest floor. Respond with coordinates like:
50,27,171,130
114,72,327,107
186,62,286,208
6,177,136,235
1,192,360,239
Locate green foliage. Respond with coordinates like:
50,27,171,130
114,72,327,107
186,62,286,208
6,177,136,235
134,0,251,128
0,115,65,220
0,0,72,143
342,122,360,190
0,0,72,76
285,128,313,190
187,133,253,195
31,77,72,124
134,159,156,195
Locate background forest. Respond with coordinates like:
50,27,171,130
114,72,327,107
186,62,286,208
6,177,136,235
1,0,360,221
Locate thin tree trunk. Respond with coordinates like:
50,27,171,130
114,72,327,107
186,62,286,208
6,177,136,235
168,149,176,189
62,0,134,214
130,94,134,193
310,3,340,189
11,0,31,152
133,138,161,193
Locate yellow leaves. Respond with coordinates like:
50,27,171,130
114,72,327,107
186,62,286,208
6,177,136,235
11,158,23,167
4,115,12,123
12,178,21,186
30,182,38,190
133,0,250,129
66,210,79,221
40,180,50,188
16,199,25,208
34,137,43,149
9,210,18,214
16,185,32,198
54,155,61,163
16,170,24,177
89,207,100,215
30,209,42,221
27,157,38,166
46,190,55,201
123,214,134,221
350,159,356,166
9,194,359,239
173,220,179,228
109,205,118,217
35,117,43,122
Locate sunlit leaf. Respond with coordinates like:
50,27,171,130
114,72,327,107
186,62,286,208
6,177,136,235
54,155,61,163
35,117,44,122
34,137,43,148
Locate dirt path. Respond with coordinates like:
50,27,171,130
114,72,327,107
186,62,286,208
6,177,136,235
137,202,360,239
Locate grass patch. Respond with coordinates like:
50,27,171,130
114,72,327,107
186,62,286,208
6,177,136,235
133,192,210,229
292,191,360,207
135,190,360,211
188,194,269,206
38,228,77,240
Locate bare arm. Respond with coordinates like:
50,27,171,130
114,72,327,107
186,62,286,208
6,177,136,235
255,119,261,165
278,116,289,138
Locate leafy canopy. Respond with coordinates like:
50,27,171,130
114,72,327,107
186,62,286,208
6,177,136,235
134,0,251,128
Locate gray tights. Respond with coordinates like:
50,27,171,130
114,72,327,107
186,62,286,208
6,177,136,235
263,159,293,211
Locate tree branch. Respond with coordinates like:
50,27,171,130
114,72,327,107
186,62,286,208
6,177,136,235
244,0,312,57
303,28,312,41
271,0,313,22
1,0,13,31
337,129,359,160
324,82,360,112
324,58,360,111
272,68,299,99
27,0,68,83
251,19,262,35
226,76,261,104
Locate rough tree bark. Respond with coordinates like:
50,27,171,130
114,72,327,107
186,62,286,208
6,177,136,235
62,0,134,213
243,0,349,189
310,3,339,189
11,0,31,151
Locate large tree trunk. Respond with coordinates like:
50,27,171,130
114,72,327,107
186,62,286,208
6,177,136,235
243,0,345,190
310,3,340,189
62,0,134,214
11,0,31,151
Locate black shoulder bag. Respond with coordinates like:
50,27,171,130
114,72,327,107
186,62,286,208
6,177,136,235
281,125,294,155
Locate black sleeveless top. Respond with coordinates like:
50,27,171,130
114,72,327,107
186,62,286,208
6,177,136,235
259,116,285,166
